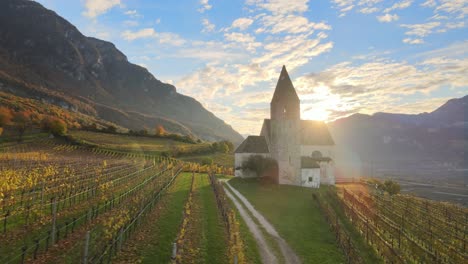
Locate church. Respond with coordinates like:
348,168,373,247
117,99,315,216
234,66,336,188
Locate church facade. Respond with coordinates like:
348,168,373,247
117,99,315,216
234,66,335,187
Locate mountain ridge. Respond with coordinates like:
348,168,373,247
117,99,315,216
329,95,467,170
0,0,244,143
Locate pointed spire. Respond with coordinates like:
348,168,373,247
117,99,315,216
272,65,299,103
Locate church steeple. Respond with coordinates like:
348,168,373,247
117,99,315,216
271,65,300,120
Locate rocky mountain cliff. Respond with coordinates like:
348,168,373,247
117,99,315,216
329,95,467,170
0,0,243,143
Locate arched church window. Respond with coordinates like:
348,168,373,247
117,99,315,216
312,151,322,159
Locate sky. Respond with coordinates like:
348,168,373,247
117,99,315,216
35,0,467,136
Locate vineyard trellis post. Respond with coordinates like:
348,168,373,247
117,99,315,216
83,230,90,264
51,197,57,245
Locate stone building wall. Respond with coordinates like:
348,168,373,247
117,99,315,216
269,119,301,185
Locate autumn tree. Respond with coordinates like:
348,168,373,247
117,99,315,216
0,107,12,127
155,125,166,136
0,107,12,135
383,180,401,195
42,116,67,136
12,111,31,141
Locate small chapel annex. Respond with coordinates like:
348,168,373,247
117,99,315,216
234,66,336,188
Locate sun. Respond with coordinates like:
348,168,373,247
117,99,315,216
302,108,330,121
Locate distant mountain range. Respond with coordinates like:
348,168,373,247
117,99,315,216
329,95,468,170
0,0,243,143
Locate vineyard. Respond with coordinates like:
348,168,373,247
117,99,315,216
0,136,208,263
334,183,467,264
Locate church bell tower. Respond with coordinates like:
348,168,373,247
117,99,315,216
268,66,301,185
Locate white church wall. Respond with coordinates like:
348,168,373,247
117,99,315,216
301,168,320,188
234,153,270,178
319,162,335,185
300,145,335,159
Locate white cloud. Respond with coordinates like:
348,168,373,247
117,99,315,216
403,38,424,44
247,0,309,14
384,0,413,13
421,0,436,8
359,7,379,14
295,52,468,120
224,32,256,43
122,28,156,40
331,0,355,16
231,18,254,30
377,13,399,22
83,0,121,18
202,18,215,33
158,32,186,46
436,0,468,17
259,14,331,34
401,22,440,37
198,0,212,13
121,28,186,46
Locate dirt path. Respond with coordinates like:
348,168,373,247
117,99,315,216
226,182,302,264
224,186,278,264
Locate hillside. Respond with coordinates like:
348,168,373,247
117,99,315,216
0,0,243,143
329,95,467,174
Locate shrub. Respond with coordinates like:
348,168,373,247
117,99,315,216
241,155,278,178
383,180,400,195
42,116,67,136
0,107,12,127
201,157,213,165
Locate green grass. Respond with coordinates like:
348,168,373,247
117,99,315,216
138,173,192,263
230,203,263,264
70,130,210,153
180,153,234,167
228,178,346,264
197,174,229,263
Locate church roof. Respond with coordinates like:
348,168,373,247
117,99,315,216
235,136,270,153
262,119,335,145
271,65,299,104
300,120,335,145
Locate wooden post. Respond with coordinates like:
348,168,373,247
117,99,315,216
51,198,57,245
171,242,177,260
83,231,90,264
117,228,124,252
20,245,27,264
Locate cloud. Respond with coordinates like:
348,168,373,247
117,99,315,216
415,41,468,58
421,0,436,8
124,9,142,18
83,0,121,18
403,38,424,44
436,0,468,18
359,7,379,14
198,0,212,13
377,13,399,22
224,32,256,43
331,0,355,16
231,18,254,30
259,14,331,34
247,0,309,14
294,49,467,120
384,0,413,13
121,28,156,40
121,28,186,46
202,18,215,33
401,22,440,37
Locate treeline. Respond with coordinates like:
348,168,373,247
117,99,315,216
0,107,68,139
